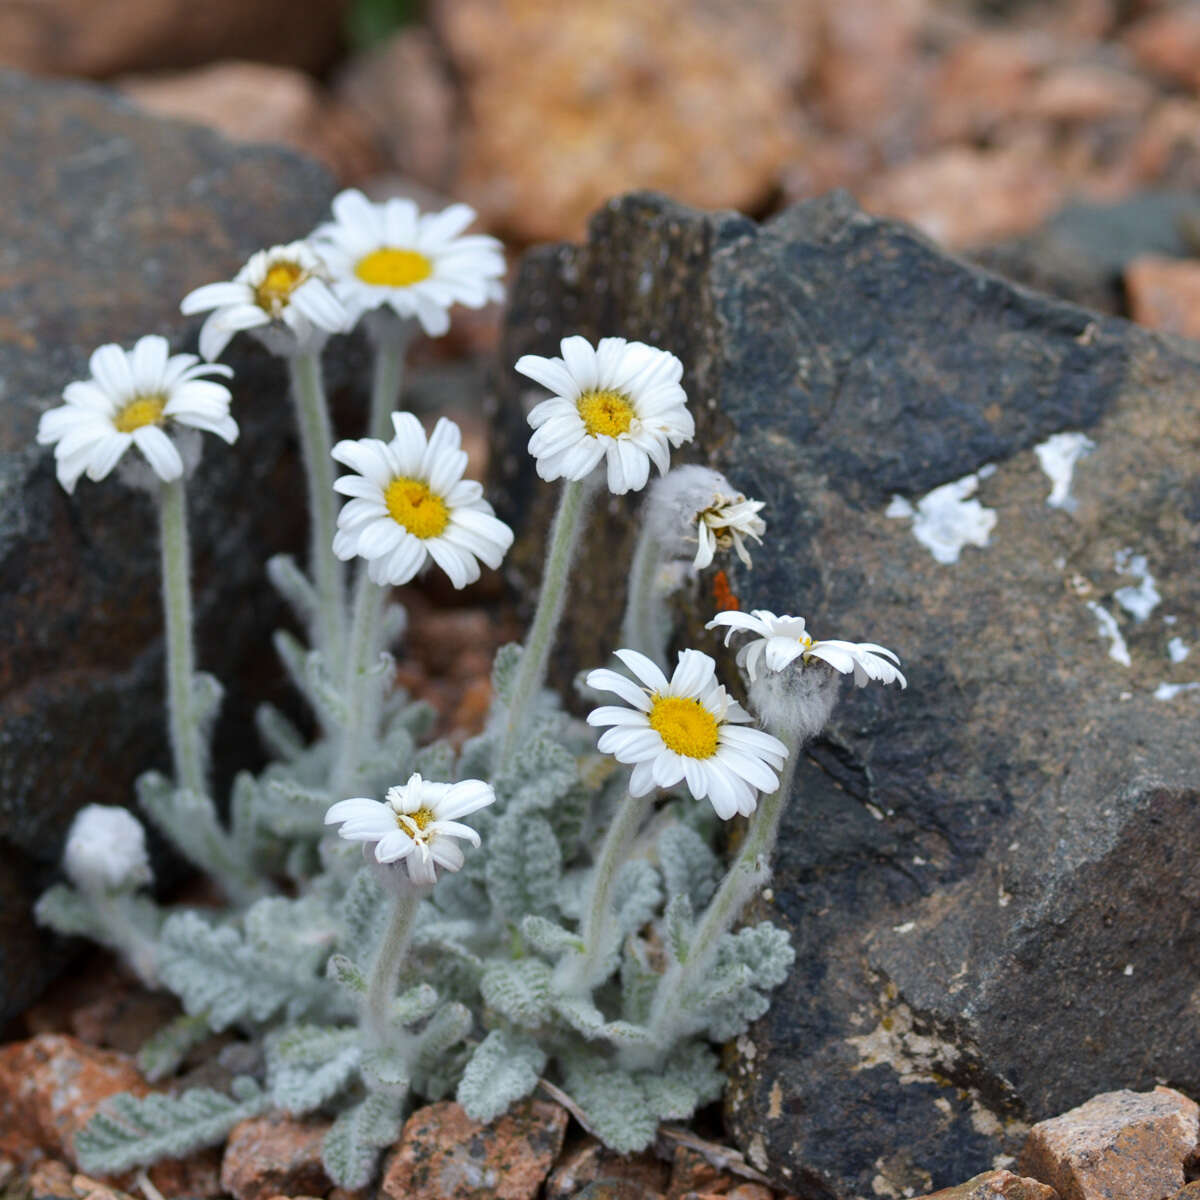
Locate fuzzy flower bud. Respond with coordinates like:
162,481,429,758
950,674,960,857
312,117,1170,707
645,465,766,569
63,805,153,894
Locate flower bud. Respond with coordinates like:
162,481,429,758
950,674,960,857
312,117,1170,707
63,804,153,894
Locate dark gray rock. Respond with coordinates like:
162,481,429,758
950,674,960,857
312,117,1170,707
0,70,353,1023
492,191,1200,1197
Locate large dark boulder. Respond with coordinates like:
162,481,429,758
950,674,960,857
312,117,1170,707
492,191,1200,1197
0,70,347,1023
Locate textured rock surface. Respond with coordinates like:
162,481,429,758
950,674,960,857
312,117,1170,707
220,1114,331,1200
544,1137,668,1199
494,190,1200,1196
920,1170,1058,1199
0,70,346,1024
1019,1088,1199,1200
380,1099,567,1200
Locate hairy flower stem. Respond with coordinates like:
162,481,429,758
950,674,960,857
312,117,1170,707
364,890,420,1046
497,477,593,771
159,477,206,798
559,790,652,994
639,727,805,1060
288,350,345,661
331,570,386,797
94,891,159,988
620,524,668,668
368,326,412,442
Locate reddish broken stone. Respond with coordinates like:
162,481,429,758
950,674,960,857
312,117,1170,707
380,1099,567,1200
1019,1086,1199,1200
545,1136,668,1199
220,1114,332,1200
1124,256,1200,341
918,1169,1059,1199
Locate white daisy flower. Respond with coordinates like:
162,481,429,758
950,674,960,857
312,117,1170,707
516,335,695,495
691,490,766,570
707,610,907,688
37,336,237,493
179,241,347,362
331,411,514,590
324,773,495,887
63,805,153,894
311,189,505,336
586,648,788,820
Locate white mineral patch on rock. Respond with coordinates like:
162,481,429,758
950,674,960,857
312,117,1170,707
886,468,997,564
1168,636,1190,663
1113,548,1161,622
1034,431,1094,511
1155,681,1200,701
1086,601,1131,666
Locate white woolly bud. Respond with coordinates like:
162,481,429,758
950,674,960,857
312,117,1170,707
63,804,153,894
644,465,766,569
747,661,841,745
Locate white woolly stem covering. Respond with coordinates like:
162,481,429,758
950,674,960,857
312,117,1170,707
331,570,387,797
364,889,421,1046
620,524,669,669
367,321,413,443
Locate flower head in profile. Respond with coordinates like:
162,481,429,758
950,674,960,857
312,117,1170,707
516,336,694,495
587,648,788,819
646,465,766,569
707,610,907,688
37,336,237,493
325,773,495,887
332,412,514,590
180,241,347,361
63,804,153,894
311,189,505,336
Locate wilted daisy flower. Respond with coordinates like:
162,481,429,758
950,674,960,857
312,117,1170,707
645,465,766,569
516,336,694,495
708,610,906,688
324,773,495,887
63,805,153,894
332,412,514,590
587,648,788,820
312,189,505,335
37,336,237,492
180,241,346,362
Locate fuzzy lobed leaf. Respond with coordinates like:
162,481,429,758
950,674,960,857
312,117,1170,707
456,1028,546,1124
322,1091,405,1190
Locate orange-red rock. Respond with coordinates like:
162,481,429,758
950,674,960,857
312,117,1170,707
118,62,380,183
1025,64,1154,124
433,0,807,242
1019,1087,1199,1200
545,1137,669,1199
220,1114,332,1200
1125,4,1200,91
918,1169,1058,1199
380,1099,567,1200
1125,255,1200,340
0,0,347,78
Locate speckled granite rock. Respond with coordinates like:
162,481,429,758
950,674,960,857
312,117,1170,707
0,69,349,1023
493,191,1200,1197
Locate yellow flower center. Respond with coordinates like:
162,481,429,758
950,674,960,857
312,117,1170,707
577,389,635,438
398,806,435,837
113,394,166,434
648,695,720,759
255,261,305,314
355,248,433,288
384,476,450,539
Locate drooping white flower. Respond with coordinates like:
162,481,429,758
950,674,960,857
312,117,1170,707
311,189,505,336
645,465,765,569
707,610,907,688
587,648,788,820
516,336,694,495
332,412,514,590
37,336,237,493
63,805,153,894
324,773,495,887
180,241,347,362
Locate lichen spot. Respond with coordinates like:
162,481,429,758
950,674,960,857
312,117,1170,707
355,248,433,288
648,695,720,759
113,394,166,434
577,389,635,438
255,260,305,314
385,476,449,539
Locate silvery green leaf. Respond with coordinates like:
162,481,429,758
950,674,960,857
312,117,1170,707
657,823,720,909
244,895,335,965
228,772,261,849
561,1057,658,1154
612,859,661,934
75,1081,268,1174
35,884,104,940
720,921,795,990
415,1001,472,1061
620,938,659,1025
256,777,330,838
338,868,386,961
266,553,317,626
380,600,407,645
663,893,693,966
601,1020,658,1050
274,631,345,730
322,1091,404,1189
456,1028,545,1124
490,643,523,706
137,1013,211,1082
457,732,497,781
382,694,436,739
360,1046,410,1096
392,982,440,1027
191,672,224,744
266,1026,360,1114
327,953,366,996
411,739,456,780
255,702,306,763
479,958,552,1029
552,994,604,1038
520,915,584,959
642,1041,724,1120
485,813,561,919
494,735,576,812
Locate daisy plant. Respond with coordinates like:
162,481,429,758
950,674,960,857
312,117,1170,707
35,209,909,1190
